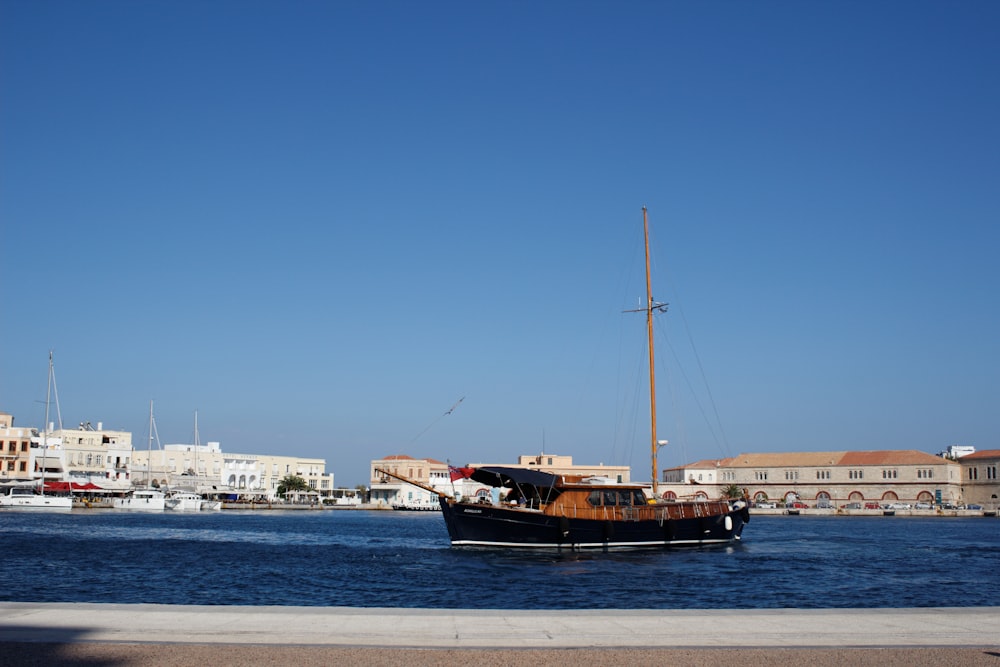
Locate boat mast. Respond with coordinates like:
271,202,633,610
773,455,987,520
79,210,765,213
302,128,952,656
147,400,154,487
643,208,661,496
40,351,53,496
194,410,199,485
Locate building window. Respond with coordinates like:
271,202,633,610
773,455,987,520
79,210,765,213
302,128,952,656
882,469,897,479
755,471,768,481
785,470,798,481
988,466,997,480
849,469,864,480
968,467,978,480
815,470,830,480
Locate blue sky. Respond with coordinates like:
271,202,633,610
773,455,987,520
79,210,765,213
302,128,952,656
2,1,997,488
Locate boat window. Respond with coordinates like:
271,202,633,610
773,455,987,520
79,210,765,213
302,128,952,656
617,490,633,506
588,491,602,507
603,491,617,506
632,490,646,505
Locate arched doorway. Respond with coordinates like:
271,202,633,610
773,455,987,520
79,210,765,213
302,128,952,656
882,491,899,501
849,491,864,501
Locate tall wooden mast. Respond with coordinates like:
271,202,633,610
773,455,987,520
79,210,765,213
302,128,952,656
643,207,660,496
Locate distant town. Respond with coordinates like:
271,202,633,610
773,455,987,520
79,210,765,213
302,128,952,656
2,409,997,514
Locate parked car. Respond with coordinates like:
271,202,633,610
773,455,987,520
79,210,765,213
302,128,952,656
864,502,881,510
890,502,912,510
914,502,932,510
754,502,776,509
966,504,983,510
842,502,862,509
788,501,808,509
816,500,833,509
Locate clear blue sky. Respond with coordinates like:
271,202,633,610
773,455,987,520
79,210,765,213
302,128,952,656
2,1,997,488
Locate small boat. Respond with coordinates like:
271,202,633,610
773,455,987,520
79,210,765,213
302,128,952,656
0,485,72,510
164,491,203,511
113,488,166,511
115,401,166,511
380,208,750,549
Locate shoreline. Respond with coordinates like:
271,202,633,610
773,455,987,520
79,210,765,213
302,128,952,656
1,603,998,666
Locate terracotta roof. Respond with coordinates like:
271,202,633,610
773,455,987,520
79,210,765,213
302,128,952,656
959,449,1000,461
689,450,950,468
722,452,848,468
837,450,948,465
379,454,447,465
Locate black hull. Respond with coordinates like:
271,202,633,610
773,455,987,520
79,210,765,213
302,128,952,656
439,497,749,549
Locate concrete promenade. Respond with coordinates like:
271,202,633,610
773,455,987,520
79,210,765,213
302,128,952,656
1,603,998,666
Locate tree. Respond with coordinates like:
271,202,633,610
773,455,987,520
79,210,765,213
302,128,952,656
277,475,309,497
722,484,744,500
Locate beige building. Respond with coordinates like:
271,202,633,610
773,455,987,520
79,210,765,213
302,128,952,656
958,449,1000,509
369,455,449,508
53,422,133,490
131,443,335,500
662,450,965,506
0,412,33,482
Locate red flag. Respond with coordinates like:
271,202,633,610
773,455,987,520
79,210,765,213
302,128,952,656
449,465,475,482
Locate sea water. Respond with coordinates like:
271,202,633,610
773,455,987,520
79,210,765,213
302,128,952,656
1,510,996,609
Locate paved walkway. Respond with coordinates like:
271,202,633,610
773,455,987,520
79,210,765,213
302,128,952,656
1,603,998,649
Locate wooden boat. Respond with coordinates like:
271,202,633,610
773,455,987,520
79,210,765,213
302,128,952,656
380,208,749,549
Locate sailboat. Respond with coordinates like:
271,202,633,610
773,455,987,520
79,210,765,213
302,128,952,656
379,208,750,548
0,352,73,510
113,401,166,511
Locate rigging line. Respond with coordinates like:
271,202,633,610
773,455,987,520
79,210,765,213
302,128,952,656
657,317,724,455
50,353,64,430
410,396,465,443
649,233,733,459
674,304,733,457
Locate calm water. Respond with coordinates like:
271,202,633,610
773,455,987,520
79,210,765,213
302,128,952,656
1,510,997,609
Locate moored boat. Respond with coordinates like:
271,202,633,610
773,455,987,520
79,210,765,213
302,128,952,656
164,491,203,511
382,208,750,549
0,485,72,510
113,488,166,511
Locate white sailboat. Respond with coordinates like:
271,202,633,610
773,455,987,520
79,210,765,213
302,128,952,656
113,401,165,511
0,352,73,510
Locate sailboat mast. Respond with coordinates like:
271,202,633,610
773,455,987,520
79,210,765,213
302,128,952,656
643,207,660,497
147,400,154,487
40,351,53,496
194,410,199,482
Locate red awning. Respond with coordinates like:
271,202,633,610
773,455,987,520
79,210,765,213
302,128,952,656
43,481,106,492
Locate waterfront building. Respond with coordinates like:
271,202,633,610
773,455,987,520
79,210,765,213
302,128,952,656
52,421,133,490
369,455,449,508
0,412,33,483
661,450,965,506
130,443,335,501
958,449,1000,509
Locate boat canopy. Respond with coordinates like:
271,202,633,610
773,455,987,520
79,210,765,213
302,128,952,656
470,466,558,489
